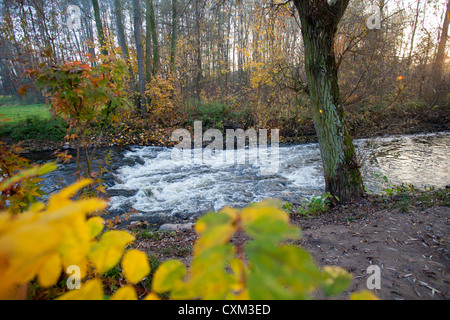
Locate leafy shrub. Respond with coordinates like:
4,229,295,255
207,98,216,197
291,193,338,217
183,99,256,131
185,100,231,131
0,116,68,142
0,172,149,300
145,75,176,125
0,142,51,214
0,165,377,300
26,57,131,179
150,200,375,300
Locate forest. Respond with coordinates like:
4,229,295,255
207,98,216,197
0,0,449,302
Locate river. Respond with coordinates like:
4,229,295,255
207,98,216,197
37,132,449,223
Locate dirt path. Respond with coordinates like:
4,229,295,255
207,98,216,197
294,205,449,300
134,203,449,300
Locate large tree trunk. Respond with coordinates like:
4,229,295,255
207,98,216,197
145,0,153,82
293,0,364,203
146,0,159,78
92,0,108,56
113,0,129,60
113,0,137,106
431,0,450,102
133,0,147,116
170,0,178,75
194,0,203,101
80,0,96,62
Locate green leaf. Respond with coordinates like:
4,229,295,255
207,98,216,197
322,266,353,297
246,244,323,300
152,260,186,294
245,217,300,243
195,211,234,234
188,244,235,299
241,204,299,243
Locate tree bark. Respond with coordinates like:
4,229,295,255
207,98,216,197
170,0,178,75
145,0,153,82
113,0,137,105
114,0,129,60
432,0,450,94
92,0,108,56
408,0,421,66
293,0,364,203
146,0,159,78
194,0,203,101
133,0,147,116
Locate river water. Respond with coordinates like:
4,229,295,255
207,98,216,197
36,132,449,222
101,132,449,219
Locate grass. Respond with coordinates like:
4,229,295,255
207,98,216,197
381,184,450,212
0,104,51,122
0,97,67,142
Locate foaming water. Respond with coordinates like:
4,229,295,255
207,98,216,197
108,132,450,217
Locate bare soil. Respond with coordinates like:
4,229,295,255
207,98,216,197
293,203,449,300
132,199,449,300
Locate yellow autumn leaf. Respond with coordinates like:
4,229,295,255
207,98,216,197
47,179,93,210
241,203,288,225
56,209,92,278
37,253,62,287
225,288,250,300
234,289,250,300
87,217,105,239
350,290,379,300
0,213,10,231
89,230,134,274
57,279,104,300
43,199,106,224
0,162,57,192
143,292,160,300
122,249,150,284
109,285,137,300
1,224,62,285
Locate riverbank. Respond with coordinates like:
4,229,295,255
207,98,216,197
1,100,449,153
130,190,449,300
